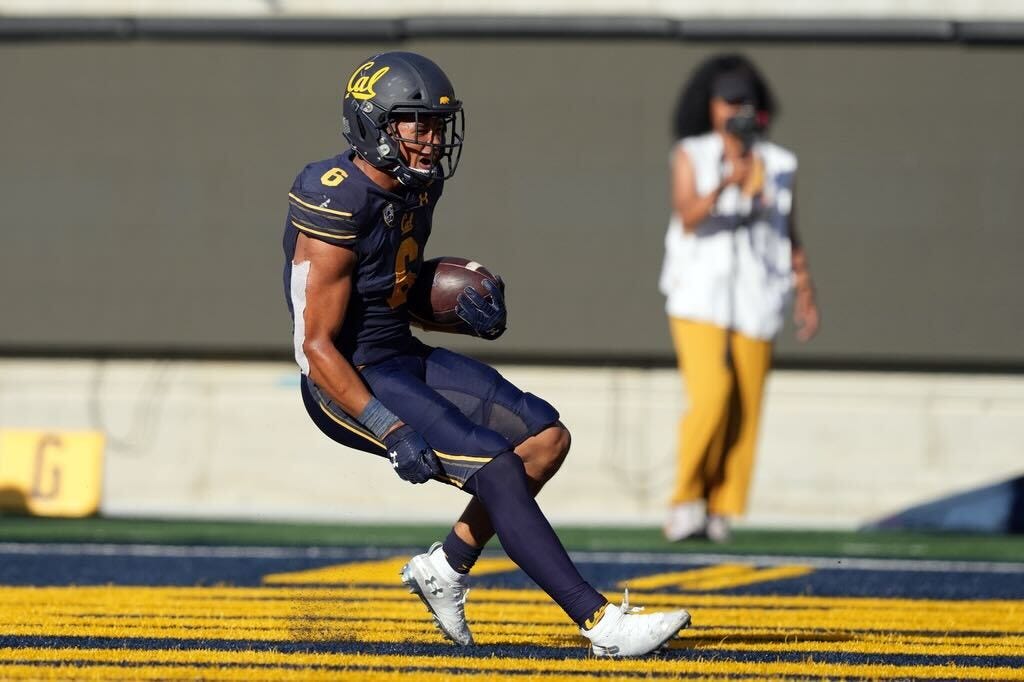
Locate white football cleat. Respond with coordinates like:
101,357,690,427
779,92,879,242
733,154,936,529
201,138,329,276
663,501,706,542
400,542,474,646
581,590,691,658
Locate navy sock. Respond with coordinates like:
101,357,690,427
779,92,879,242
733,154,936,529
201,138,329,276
441,528,482,574
464,451,607,626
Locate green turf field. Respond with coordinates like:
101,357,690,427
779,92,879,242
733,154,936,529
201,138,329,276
2,515,1022,562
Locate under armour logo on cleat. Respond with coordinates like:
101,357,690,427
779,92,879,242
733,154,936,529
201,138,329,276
423,575,443,596
389,451,399,469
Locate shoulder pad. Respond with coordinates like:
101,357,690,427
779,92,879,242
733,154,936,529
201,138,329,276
288,162,367,246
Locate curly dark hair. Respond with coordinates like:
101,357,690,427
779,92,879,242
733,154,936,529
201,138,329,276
672,54,778,140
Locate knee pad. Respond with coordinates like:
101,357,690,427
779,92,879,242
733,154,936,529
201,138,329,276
516,392,560,434
521,392,559,427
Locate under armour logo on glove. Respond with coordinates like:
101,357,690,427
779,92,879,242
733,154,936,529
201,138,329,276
383,425,443,484
456,278,507,340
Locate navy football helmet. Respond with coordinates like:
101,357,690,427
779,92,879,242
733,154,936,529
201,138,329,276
342,52,464,189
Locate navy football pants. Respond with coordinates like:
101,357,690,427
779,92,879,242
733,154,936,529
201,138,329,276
302,344,609,625
301,345,560,487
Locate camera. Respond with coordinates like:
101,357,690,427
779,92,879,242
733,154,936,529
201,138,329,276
725,105,764,152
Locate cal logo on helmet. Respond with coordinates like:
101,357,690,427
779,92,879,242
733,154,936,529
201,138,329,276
347,62,390,101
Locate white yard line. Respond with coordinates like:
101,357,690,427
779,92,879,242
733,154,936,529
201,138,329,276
572,551,1024,574
1,542,1023,574
0,543,384,560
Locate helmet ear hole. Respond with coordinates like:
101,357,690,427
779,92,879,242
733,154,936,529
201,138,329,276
356,116,367,138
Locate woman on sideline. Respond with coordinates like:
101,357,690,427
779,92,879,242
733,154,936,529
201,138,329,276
659,54,820,543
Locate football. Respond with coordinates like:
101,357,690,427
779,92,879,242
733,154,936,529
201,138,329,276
407,257,501,332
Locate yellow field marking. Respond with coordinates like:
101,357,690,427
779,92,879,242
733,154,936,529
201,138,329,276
622,564,749,590
6,612,1024,651
686,565,814,591
2,586,1022,622
263,556,517,585
4,584,1023,614
3,648,1024,681
3,587,1024,635
0,664,762,682
6,610,1024,658
2,573,1023,680
620,563,814,591
3,584,1024,662
691,627,1024,650
678,629,1024,658
673,605,1024,634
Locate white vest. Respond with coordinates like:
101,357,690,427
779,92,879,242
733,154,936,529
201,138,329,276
658,132,797,340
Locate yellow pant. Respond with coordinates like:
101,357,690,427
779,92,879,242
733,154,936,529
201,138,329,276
668,317,773,517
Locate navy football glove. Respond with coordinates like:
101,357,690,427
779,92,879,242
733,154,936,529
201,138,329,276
383,425,443,484
456,278,507,340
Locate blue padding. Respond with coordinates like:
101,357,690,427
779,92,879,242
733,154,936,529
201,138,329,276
867,475,1024,534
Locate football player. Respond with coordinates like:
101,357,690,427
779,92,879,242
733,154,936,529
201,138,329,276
282,51,691,657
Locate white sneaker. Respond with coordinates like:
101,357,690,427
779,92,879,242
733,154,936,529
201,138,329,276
400,542,474,646
581,590,691,657
663,501,706,542
706,515,732,543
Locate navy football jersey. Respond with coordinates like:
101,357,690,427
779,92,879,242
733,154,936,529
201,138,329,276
283,151,443,367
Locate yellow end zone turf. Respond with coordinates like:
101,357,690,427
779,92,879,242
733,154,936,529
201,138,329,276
263,556,518,585
1,582,1023,680
2,648,1024,681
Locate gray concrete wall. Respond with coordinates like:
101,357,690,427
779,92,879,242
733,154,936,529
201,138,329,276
1,39,1022,364
4,359,1023,527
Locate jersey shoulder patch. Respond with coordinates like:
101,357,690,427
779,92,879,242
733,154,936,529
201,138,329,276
287,160,367,247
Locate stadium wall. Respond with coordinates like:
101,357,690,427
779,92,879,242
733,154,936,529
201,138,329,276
1,1,1023,19
1,36,1022,368
2,358,1021,528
